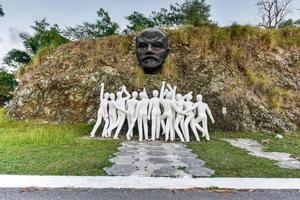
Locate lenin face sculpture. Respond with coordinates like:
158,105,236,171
136,28,169,73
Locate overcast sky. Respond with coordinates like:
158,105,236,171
1,0,300,64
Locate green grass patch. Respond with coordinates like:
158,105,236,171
188,131,300,178
0,108,120,175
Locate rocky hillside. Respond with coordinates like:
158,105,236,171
7,25,300,133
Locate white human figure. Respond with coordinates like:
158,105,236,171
107,93,117,137
159,82,169,136
183,94,201,142
165,85,187,142
125,91,139,140
108,85,131,139
147,90,162,141
185,95,215,141
90,83,110,138
161,91,176,141
173,92,193,141
131,90,150,141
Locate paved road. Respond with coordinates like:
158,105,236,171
0,188,299,200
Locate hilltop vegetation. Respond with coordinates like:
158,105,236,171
6,25,299,134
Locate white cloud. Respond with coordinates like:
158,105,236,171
8,27,21,44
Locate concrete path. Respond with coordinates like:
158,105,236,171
1,188,300,200
223,138,300,169
105,141,215,177
1,175,300,190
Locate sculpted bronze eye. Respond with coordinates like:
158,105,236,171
139,43,147,48
153,42,163,48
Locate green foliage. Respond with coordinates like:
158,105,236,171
124,11,156,33
0,71,17,105
64,8,119,40
124,0,211,32
173,0,211,26
3,19,69,69
278,18,300,28
3,49,32,68
0,4,4,17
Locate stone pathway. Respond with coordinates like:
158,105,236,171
223,138,300,169
105,141,215,177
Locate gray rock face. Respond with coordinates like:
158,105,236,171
6,30,300,133
105,141,215,177
223,138,300,169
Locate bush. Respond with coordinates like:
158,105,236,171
0,70,18,106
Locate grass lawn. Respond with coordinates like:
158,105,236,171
1,108,300,177
188,130,300,178
0,108,120,175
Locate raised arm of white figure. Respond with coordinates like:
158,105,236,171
159,81,166,99
100,83,104,101
205,104,215,123
166,84,176,100
182,91,193,100
163,89,169,98
143,88,149,99
122,85,131,100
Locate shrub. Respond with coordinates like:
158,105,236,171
0,70,18,106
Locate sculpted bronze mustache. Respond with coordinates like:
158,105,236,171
135,28,169,74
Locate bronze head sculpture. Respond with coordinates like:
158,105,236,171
135,28,169,73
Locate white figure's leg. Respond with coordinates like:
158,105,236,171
174,117,185,142
129,114,135,137
184,116,192,142
101,117,109,138
155,116,161,139
90,114,102,137
107,116,116,137
108,117,120,135
113,115,126,139
126,119,135,141
143,116,148,140
127,114,131,129
161,119,166,135
202,118,210,141
165,118,171,142
151,114,156,141
180,118,185,137
170,117,175,142
190,118,200,142
138,118,143,142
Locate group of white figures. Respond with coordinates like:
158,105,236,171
90,82,215,142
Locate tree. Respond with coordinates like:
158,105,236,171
124,0,211,32
3,49,32,68
278,18,300,28
0,70,17,105
64,8,119,40
0,4,4,17
124,11,155,33
171,0,211,26
150,8,174,27
3,19,69,69
256,0,292,28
